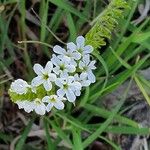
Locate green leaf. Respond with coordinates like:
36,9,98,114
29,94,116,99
48,0,88,21
79,87,90,107
66,12,77,41
134,75,150,106
40,0,49,42
84,104,138,127
109,47,131,69
90,53,150,103
72,127,83,150
45,117,73,147
16,116,35,150
82,79,132,148
132,31,150,43
44,118,55,150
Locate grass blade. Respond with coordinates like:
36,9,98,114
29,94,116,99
45,117,73,147
48,0,88,21
15,115,35,150
72,127,83,150
83,79,133,148
43,118,55,150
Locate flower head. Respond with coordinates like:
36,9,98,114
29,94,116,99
9,35,97,115
53,44,80,64
16,99,46,115
55,73,81,102
51,54,76,75
16,100,35,113
31,61,56,91
10,79,30,94
74,73,91,87
33,98,46,115
79,55,96,83
72,36,93,58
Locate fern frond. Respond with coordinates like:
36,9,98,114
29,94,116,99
85,0,129,49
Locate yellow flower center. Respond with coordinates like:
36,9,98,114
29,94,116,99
35,98,41,104
63,83,68,89
60,64,65,70
50,97,56,102
43,74,49,80
78,48,82,53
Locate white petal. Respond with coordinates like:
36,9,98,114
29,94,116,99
88,71,96,83
66,65,76,73
16,101,25,109
68,76,75,84
55,78,64,87
35,103,46,115
83,45,93,54
66,89,76,102
72,52,81,60
89,60,96,70
57,96,66,101
53,67,60,75
45,61,53,73
74,74,79,81
60,72,69,78
42,96,50,103
79,61,85,70
31,76,44,87
70,60,77,66
82,80,91,87
63,55,71,62
54,100,64,110
67,42,76,52
24,106,34,113
75,90,81,96
80,72,88,80
51,54,60,66
83,54,90,65
46,103,53,112
53,45,66,55
24,101,35,113
48,73,56,82
33,64,44,75
71,82,82,90
57,88,65,97
76,36,85,48
43,80,52,91
31,85,37,93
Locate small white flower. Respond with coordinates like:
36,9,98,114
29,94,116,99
51,54,76,75
33,98,46,115
31,61,56,91
10,79,30,94
70,36,93,58
55,73,81,102
53,44,80,63
16,99,46,115
79,55,96,83
42,95,65,112
16,100,35,113
74,73,91,87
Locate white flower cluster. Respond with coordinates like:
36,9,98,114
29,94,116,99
9,36,96,115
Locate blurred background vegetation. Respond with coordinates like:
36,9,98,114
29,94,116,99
0,0,150,150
